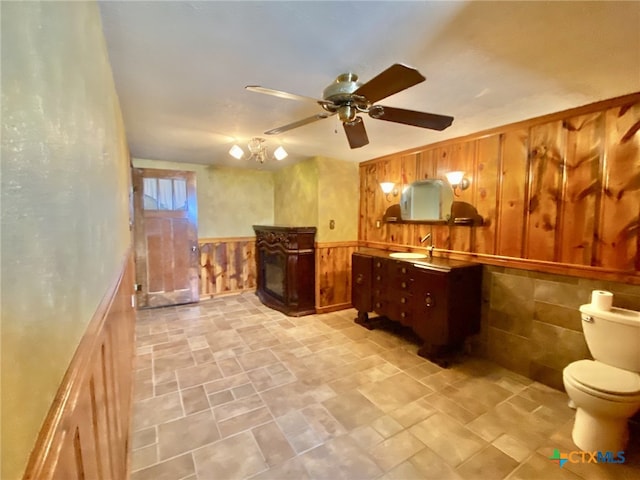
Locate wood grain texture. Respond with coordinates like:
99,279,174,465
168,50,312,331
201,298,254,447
316,242,358,311
496,129,528,258
598,103,640,270
199,238,256,298
560,112,604,265
473,135,501,255
358,93,640,283
525,121,565,261
23,251,135,480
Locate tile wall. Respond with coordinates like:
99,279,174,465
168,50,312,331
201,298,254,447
473,266,640,391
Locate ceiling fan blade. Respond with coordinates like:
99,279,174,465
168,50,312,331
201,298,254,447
369,105,454,131
245,85,333,107
264,112,334,135
353,64,426,103
343,117,369,149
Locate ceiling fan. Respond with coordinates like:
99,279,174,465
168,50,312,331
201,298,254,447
246,63,454,149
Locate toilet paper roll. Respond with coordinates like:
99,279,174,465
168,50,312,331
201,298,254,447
590,290,613,311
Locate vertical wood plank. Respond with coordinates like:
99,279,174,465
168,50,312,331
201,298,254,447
416,148,437,180
449,141,477,252
496,129,529,258
559,113,604,265
433,145,453,248
473,135,501,255
598,102,640,270
526,121,565,261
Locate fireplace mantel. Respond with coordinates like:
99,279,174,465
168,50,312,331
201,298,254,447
253,225,316,316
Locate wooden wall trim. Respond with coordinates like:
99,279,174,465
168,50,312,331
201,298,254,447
360,92,640,165
199,236,254,243
23,250,136,480
315,240,359,248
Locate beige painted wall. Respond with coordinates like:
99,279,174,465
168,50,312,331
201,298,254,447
316,156,359,242
132,159,275,238
1,2,132,478
274,157,358,242
274,158,319,229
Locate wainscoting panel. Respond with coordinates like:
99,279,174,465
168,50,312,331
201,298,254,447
316,241,359,313
23,251,136,480
199,237,256,298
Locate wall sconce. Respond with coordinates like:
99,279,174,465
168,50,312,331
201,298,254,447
229,137,288,163
380,182,399,201
445,171,470,196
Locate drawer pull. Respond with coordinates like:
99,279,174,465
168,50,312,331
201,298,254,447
425,293,434,307
401,267,407,274
356,274,364,285
401,281,407,288
400,297,406,304
401,312,406,318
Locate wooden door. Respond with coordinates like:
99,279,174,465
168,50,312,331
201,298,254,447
133,168,199,308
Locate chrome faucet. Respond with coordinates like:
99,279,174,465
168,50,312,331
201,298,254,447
420,233,434,259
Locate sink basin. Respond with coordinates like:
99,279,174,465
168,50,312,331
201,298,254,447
389,252,428,259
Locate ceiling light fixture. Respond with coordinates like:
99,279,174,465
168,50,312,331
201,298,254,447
228,137,287,164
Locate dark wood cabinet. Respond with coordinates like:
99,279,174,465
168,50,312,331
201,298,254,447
253,225,316,317
352,250,482,364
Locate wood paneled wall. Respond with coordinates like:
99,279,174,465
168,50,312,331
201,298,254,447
199,238,257,298
316,242,359,313
23,252,136,480
199,237,358,312
359,93,640,283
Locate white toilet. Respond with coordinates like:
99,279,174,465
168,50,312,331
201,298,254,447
563,297,640,453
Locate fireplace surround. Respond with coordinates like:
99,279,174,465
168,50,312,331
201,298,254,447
253,225,316,316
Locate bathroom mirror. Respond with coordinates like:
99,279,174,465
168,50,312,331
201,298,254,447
400,179,454,222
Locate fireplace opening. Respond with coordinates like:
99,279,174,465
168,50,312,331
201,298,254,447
264,251,285,301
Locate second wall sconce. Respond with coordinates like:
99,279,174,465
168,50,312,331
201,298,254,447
445,171,470,196
379,182,399,201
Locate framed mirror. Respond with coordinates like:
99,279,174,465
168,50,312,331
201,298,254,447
400,179,453,222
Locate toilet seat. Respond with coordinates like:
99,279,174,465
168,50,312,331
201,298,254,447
564,360,640,398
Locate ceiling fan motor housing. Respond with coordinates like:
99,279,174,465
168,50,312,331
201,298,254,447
322,73,371,121
322,73,361,100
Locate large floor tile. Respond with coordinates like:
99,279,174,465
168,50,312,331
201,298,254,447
129,295,640,480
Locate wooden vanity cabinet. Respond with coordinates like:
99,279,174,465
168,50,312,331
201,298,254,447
352,253,373,321
352,252,482,363
410,266,482,359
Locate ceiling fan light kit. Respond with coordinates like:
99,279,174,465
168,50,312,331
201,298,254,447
246,63,454,149
229,137,287,164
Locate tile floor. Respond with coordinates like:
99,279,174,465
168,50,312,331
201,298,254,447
130,293,640,480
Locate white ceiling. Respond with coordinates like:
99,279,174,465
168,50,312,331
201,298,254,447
98,1,640,171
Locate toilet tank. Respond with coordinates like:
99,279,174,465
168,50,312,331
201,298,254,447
580,304,640,372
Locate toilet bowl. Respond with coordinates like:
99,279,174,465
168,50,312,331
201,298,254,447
563,359,640,452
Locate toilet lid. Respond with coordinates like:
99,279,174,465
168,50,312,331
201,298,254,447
567,360,640,395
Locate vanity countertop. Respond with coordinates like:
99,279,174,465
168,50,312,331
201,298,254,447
355,247,480,273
